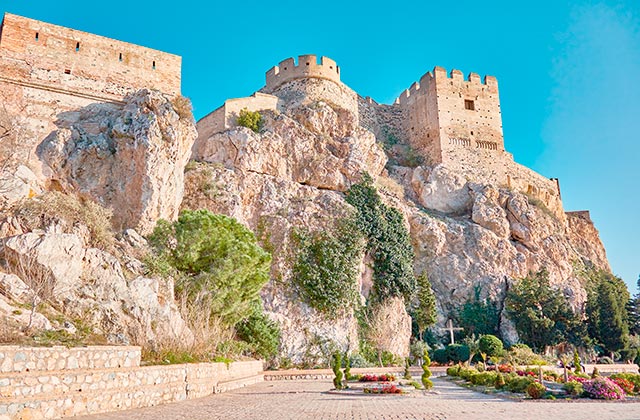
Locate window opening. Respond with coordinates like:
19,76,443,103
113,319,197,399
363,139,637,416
152,61,156,70
64,69,71,75
464,99,475,110
35,32,39,41
75,42,80,52
119,53,123,62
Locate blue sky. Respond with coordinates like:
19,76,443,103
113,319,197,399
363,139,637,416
3,0,639,293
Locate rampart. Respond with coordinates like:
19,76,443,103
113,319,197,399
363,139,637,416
264,55,340,92
0,13,181,102
0,346,263,419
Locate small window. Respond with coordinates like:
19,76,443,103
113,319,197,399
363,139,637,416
119,53,123,62
306,62,310,66
75,42,80,52
64,69,71,75
35,32,39,41
464,99,475,110
152,61,156,70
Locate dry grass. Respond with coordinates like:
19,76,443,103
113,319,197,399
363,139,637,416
171,95,194,121
376,176,406,198
11,192,115,249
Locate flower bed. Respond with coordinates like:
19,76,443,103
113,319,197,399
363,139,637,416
358,374,396,382
363,384,403,394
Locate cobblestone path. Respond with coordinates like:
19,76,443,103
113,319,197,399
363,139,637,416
75,377,640,420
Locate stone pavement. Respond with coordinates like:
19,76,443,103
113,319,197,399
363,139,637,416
74,377,640,420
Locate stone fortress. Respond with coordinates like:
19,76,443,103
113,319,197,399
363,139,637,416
0,12,580,222
0,12,181,170
197,54,566,219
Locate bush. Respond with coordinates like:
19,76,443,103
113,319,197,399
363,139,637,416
446,344,470,363
432,348,448,365
563,380,584,397
582,377,625,400
495,372,506,389
292,219,364,316
235,304,280,361
446,365,461,377
236,108,263,133
610,373,640,393
611,377,634,395
526,381,546,399
171,95,193,120
478,335,503,357
458,367,479,381
349,353,373,368
470,372,498,386
421,351,433,389
506,376,535,393
148,210,271,326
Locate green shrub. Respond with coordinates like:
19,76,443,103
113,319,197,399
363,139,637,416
446,365,461,377
343,353,352,380
495,372,506,389
349,353,373,368
236,108,263,133
446,344,470,363
421,351,433,389
148,210,272,327
478,335,503,357
380,351,403,367
526,381,546,399
470,371,498,386
506,376,535,393
458,367,479,381
292,219,364,316
235,303,280,361
563,380,584,397
432,348,448,364
332,352,344,390
404,357,412,379
573,351,582,374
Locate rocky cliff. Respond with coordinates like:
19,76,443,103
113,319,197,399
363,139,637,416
187,78,610,361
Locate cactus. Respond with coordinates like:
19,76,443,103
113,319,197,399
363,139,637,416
332,352,344,390
421,351,433,389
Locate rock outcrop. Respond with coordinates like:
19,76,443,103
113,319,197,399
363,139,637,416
38,90,197,234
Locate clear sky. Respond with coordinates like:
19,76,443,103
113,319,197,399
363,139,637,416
3,0,639,293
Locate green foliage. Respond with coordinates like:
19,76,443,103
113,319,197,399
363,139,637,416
563,380,584,397
410,341,429,364
345,174,416,302
343,353,352,380
470,371,498,386
236,108,263,133
505,269,579,351
573,351,582,374
421,351,433,389
413,273,437,340
446,344,470,363
584,268,630,356
610,373,640,393
495,372,506,389
457,367,479,381
432,348,448,364
478,335,503,357
457,286,500,337
332,352,344,390
148,209,272,326
292,219,364,316
627,275,640,336
404,357,412,379
446,365,461,377
235,303,281,361
349,352,374,368
506,376,535,393
526,381,546,399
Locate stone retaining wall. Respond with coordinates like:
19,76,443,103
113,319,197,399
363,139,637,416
0,346,263,420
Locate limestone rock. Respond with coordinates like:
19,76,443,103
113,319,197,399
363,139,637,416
38,90,197,234
0,165,40,210
410,165,472,213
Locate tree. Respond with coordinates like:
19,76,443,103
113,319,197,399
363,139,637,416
456,286,500,337
413,273,437,341
148,209,272,326
585,270,630,359
505,269,579,351
627,274,640,336
478,334,504,357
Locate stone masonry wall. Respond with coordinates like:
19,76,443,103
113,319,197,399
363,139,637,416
264,55,340,92
0,346,263,420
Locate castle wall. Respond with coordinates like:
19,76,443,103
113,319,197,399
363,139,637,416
264,55,340,92
197,92,279,140
0,346,264,420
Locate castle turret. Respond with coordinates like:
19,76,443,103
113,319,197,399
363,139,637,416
264,55,341,92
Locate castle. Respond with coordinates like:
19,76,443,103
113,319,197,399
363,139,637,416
0,13,565,219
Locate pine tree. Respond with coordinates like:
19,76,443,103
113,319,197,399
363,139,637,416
413,273,437,341
627,274,640,336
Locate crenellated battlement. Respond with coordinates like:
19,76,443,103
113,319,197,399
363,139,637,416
397,67,497,105
264,55,340,92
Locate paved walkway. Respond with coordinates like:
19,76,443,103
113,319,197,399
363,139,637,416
75,377,640,420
